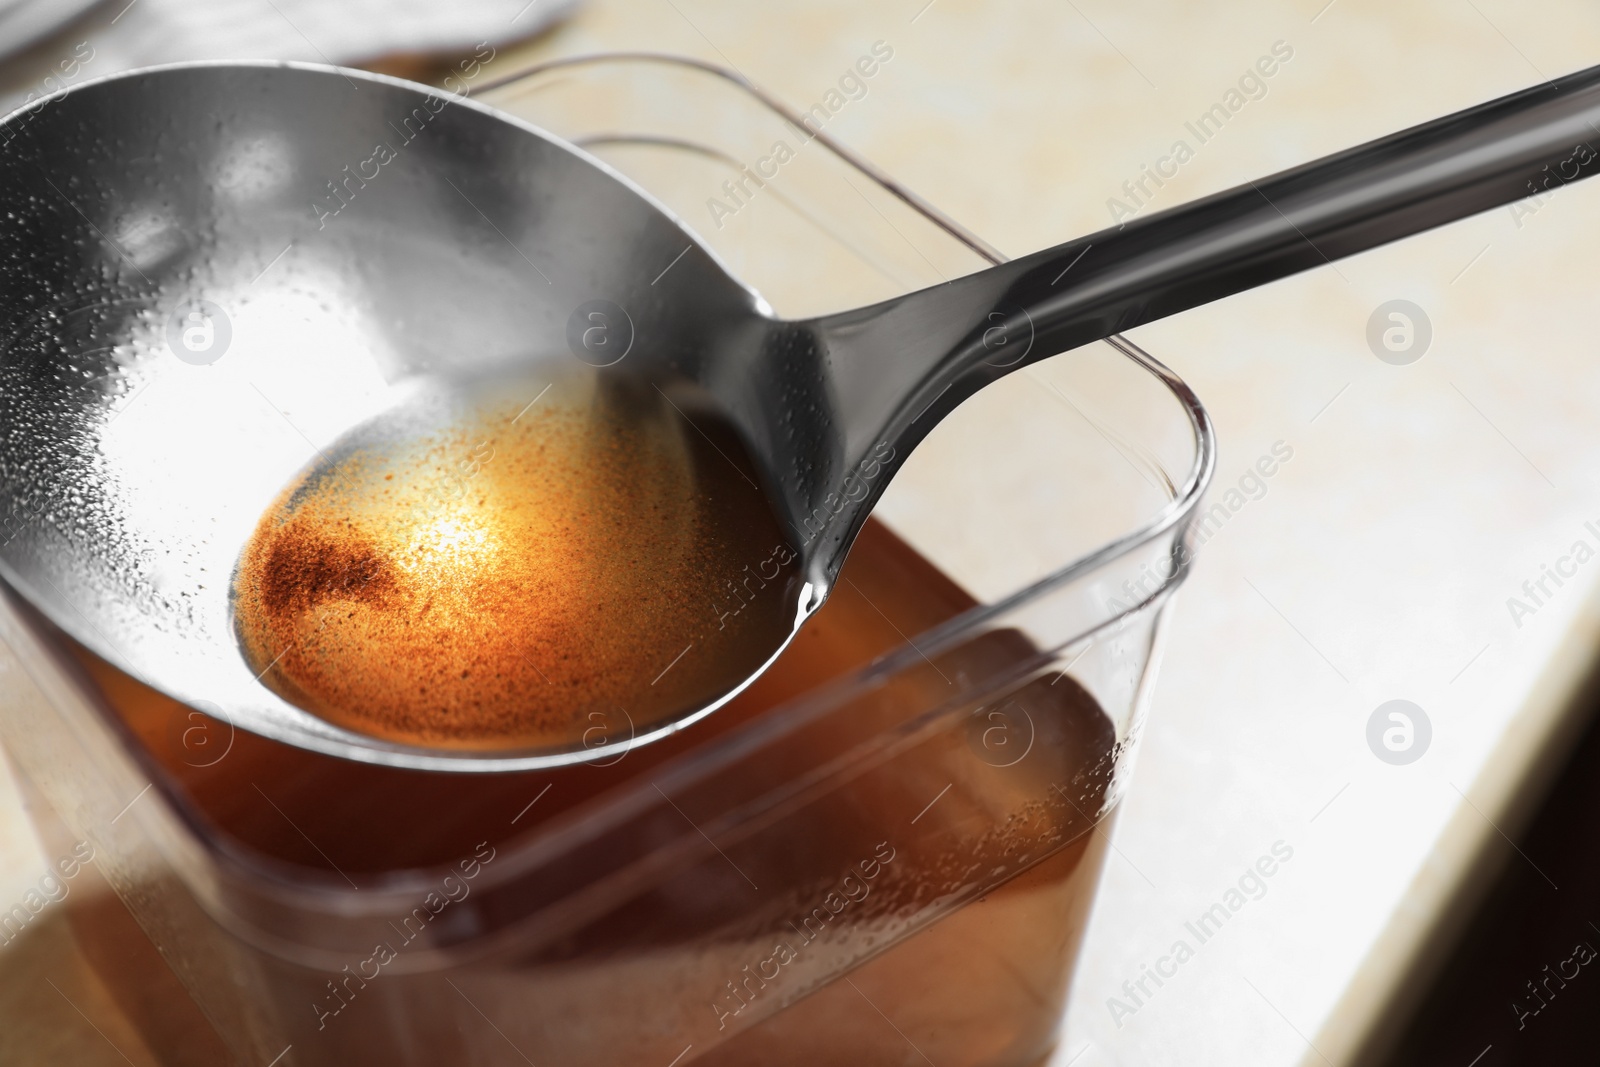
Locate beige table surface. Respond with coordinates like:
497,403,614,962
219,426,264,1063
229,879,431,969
5,1,1600,1065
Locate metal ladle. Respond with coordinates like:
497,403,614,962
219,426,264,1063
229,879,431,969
2,60,1599,770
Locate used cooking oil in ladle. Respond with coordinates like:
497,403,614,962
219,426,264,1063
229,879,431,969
233,370,805,752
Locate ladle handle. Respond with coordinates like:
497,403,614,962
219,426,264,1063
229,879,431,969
973,60,1600,372
810,61,1600,583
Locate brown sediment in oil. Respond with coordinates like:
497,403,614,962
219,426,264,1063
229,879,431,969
232,374,802,751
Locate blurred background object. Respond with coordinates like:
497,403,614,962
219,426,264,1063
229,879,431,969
0,0,100,63
0,0,581,110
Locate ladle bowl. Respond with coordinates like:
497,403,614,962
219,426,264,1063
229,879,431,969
0,62,786,769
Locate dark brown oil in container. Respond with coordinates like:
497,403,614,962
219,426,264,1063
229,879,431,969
62,509,1117,1067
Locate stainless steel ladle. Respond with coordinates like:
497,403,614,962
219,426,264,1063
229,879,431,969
3,60,1600,770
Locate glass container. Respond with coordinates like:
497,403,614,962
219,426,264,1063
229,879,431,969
0,53,1213,1067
